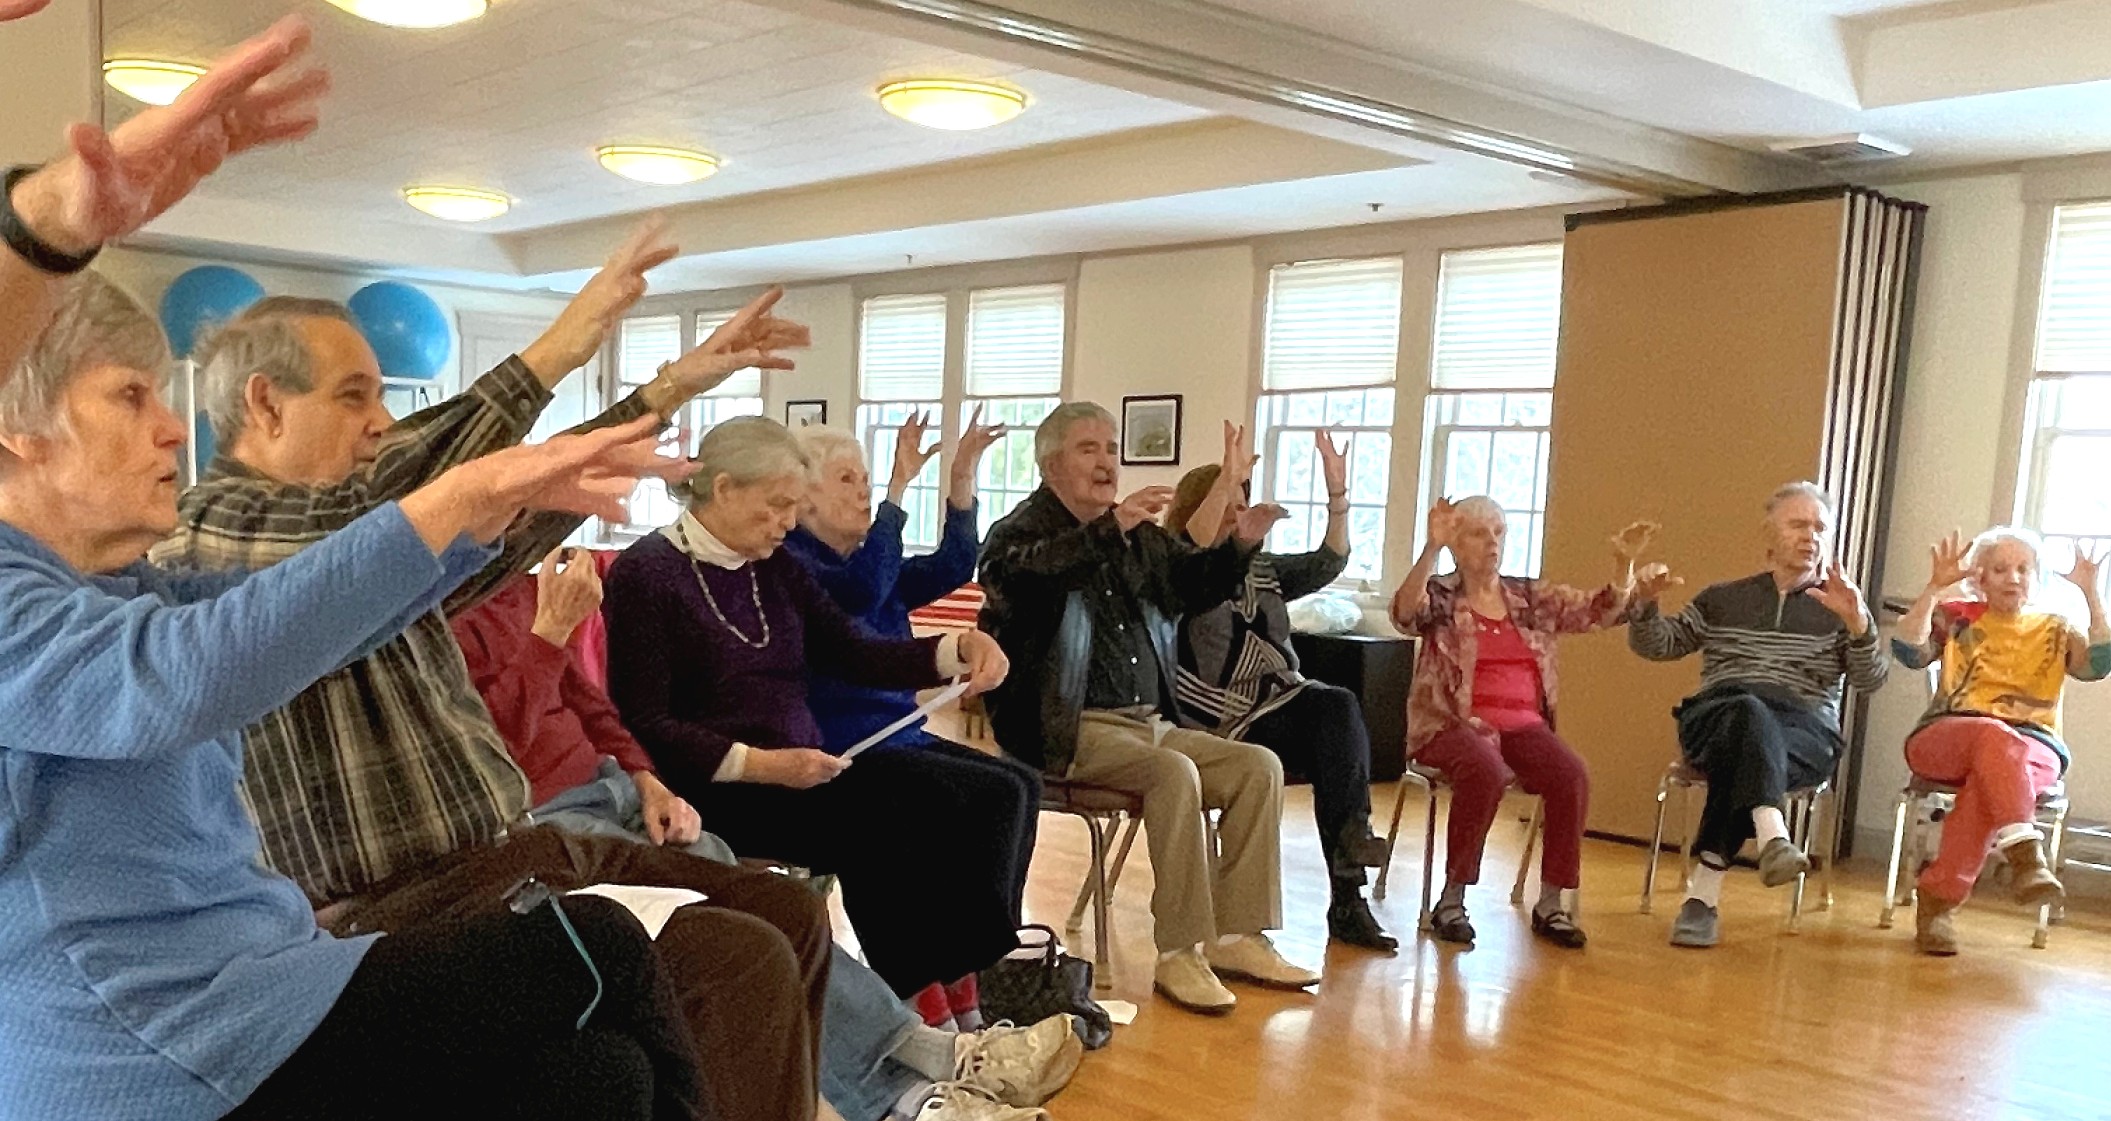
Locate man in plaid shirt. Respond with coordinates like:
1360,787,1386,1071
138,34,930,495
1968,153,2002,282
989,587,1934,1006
152,222,835,1121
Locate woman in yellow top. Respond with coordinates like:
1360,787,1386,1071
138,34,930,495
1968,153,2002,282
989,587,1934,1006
1892,527,2110,955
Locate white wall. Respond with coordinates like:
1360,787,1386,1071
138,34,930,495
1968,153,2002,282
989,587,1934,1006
1853,167,2111,848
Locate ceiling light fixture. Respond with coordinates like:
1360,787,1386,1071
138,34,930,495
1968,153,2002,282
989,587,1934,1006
876,79,1027,131
402,185,511,222
102,59,205,106
324,0,488,29
595,145,722,186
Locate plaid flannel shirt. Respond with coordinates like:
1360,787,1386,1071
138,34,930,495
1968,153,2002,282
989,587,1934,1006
148,355,658,903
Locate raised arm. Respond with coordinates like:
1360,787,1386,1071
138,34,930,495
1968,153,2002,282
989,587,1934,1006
1390,499,1460,632
898,500,980,611
1894,532,1965,670
2059,543,2111,680
1274,546,1350,602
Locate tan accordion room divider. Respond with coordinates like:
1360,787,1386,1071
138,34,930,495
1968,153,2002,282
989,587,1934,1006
1540,188,1927,848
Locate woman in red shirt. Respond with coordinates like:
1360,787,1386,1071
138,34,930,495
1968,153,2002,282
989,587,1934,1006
1391,496,1672,948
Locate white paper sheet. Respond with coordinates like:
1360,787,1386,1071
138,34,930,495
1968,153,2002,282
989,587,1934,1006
568,884,708,939
840,681,972,760
1100,1000,1138,1026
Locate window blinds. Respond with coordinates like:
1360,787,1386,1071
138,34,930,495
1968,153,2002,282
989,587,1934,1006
1430,242,1564,391
1262,257,1404,392
617,315,682,388
693,310,764,398
2036,202,2111,374
859,294,947,400
966,284,1065,397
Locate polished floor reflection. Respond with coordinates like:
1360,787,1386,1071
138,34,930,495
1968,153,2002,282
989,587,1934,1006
997,782,2111,1121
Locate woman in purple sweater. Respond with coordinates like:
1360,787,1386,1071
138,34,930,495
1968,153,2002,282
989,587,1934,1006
603,417,1025,1000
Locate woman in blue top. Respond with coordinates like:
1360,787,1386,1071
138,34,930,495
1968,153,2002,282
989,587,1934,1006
0,272,708,1121
782,414,1041,1028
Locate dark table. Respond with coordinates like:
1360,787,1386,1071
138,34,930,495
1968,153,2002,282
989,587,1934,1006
1288,631,1414,782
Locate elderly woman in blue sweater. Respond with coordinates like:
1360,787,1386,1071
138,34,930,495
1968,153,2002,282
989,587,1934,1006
0,270,709,1121
769,414,1045,1029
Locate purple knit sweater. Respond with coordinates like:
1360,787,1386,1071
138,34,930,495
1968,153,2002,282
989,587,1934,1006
603,534,945,792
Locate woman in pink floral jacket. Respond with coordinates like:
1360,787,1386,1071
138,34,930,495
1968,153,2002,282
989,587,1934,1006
1390,496,1669,949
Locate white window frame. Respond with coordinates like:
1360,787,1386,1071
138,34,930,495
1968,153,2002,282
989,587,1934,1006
855,284,1070,552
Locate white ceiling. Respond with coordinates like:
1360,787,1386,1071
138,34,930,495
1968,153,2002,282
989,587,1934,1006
104,0,1211,233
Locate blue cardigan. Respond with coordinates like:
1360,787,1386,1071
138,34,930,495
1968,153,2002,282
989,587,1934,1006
782,499,978,753
0,504,489,1121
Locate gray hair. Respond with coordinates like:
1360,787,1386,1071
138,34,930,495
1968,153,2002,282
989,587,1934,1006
1452,495,1506,531
196,296,357,446
1967,525,2042,578
792,422,864,477
1765,480,1835,518
678,415,809,505
1034,401,1116,465
0,271,169,439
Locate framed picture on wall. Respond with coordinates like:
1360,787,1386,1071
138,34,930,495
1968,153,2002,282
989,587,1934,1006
786,400,828,428
1121,394,1183,465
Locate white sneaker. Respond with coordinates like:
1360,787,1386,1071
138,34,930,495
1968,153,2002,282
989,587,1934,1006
954,1015,1084,1107
1152,945,1236,1014
1206,933,1320,990
911,1081,1049,1120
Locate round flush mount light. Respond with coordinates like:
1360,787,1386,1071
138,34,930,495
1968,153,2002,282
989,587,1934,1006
102,59,205,106
325,0,488,29
876,80,1027,131
595,145,722,186
402,185,511,222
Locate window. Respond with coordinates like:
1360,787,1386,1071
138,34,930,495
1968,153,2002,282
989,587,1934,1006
857,285,1067,550
602,311,766,542
1254,257,1404,585
2020,202,2111,578
1421,242,1564,576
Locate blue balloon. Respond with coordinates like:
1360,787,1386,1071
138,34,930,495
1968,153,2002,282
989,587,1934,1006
159,266,265,358
348,281,451,380
190,411,216,472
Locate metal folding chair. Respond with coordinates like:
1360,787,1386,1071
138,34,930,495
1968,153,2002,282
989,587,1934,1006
1877,775,2070,948
1637,759,1835,930
1041,778,1146,993
1374,763,1548,931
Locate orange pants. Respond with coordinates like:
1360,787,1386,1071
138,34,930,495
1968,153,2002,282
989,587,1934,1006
1905,717,2062,904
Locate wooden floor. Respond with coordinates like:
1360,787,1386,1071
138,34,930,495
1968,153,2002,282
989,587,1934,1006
935,782,2111,1121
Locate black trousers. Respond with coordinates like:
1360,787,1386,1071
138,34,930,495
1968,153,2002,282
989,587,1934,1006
683,740,1036,996
1676,687,1839,862
229,897,708,1121
1244,682,1376,893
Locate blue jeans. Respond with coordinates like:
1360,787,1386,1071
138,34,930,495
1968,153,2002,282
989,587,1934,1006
532,760,925,1121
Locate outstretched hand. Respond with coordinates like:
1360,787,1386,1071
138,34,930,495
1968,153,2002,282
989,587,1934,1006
1804,558,1870,634
1316,429,1350,499
13,16,327,254
658,287,810,400
1233,502,1290,545
1926,529,1968,592
2061,541,2107,598
1611,521,1660,565
525,217,680,378
1425,497,1462,551
1633,562,1683,602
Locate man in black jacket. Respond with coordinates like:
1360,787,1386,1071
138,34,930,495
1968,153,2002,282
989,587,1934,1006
980,402,1316,1015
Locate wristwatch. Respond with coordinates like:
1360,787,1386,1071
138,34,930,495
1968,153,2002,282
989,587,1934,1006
1,166,100,276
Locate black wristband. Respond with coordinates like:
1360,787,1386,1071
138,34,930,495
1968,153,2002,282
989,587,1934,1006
1,165,100,276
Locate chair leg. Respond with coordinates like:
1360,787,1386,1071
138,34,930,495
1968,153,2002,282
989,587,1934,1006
1786,795,1811,933
1879,790,1912,930
1375,773,1419,901
1103,815,1142,901
1511,799,1542,908
1066,817,1102,937
2037,806,2068,949
1641,770,1674,915
1817,789,1837,912
1080,813,1114,992
1419,783,1441,932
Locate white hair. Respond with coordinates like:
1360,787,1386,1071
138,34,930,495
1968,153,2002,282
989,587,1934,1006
1453,495,1506,530
0,272,169,441
792,422,864,477
195,296,357,447
1966,525,2043,579
678,415,809,505
1765,480,1835,518
1034,401,1116,465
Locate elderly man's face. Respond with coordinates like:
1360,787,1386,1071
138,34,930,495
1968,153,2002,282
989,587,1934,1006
255,317,392,486
1767,494,1830,578
21,363,188,562
1044,417,1119,515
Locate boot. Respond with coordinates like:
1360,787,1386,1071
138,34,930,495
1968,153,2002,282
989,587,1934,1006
2001,834,2065,908
1915,893,1960,956
1327,891,1398,952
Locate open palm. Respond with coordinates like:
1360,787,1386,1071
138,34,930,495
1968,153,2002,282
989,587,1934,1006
2062,542,2107,596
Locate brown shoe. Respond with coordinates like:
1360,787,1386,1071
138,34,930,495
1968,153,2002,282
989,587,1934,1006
1915,894,1960,956
2001,835,2066,908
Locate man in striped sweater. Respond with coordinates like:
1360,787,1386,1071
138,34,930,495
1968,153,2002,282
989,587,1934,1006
1629,482,1888,948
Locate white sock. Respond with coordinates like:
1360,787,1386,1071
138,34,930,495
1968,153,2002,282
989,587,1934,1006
1535,884,1566,916
1752,805,1790,847
1687,855,1726,908
891,1023,958,1082
1438,882,1467,909
1994,822,2040,849
1158,941,1202,963
890,1080,938,1119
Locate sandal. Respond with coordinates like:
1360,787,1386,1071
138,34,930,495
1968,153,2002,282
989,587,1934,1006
1530,907,1588,950
1429,902,1475,945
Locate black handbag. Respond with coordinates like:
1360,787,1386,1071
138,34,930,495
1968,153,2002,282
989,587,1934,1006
976,924,1114,1050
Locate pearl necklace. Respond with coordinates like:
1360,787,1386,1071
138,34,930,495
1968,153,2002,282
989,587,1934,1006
676,523,771,650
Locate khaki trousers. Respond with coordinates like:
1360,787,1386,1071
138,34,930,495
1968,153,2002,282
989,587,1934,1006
1068,709,1285,951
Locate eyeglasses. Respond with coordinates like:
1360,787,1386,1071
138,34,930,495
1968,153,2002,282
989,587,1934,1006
503,876,604,1030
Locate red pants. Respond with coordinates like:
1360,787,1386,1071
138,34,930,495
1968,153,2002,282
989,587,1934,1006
1906,717,2062,904
1416,722,1589,890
